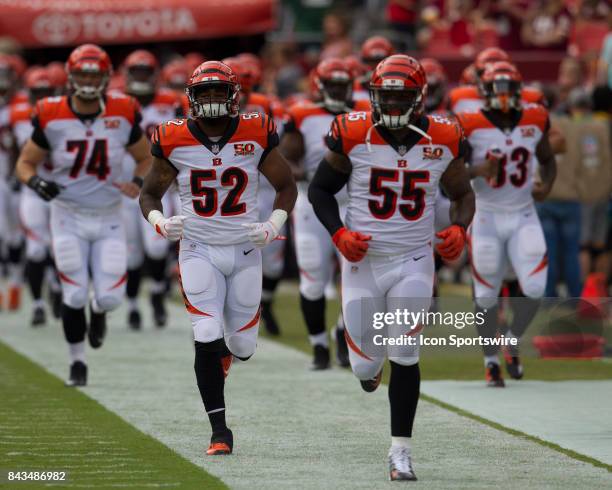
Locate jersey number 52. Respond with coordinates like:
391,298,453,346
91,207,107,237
190,167,248,217
369,168,430,221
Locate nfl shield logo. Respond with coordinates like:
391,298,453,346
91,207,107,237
398,145,407,156
211,144,220,154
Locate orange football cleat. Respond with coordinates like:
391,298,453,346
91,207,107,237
485,362,505,387
206,429,233,456
206,441,232,456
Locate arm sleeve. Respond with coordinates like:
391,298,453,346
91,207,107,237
258,116,280,167
324,117,345,154
308,156,350,236
150,125,165,159
128,110,143,145
30,116,50,150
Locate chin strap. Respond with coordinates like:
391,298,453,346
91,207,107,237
366,120,432,153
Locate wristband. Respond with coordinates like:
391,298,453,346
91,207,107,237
147,210,164,228
269,209,288,232
132,176,144,188
452,222,467,231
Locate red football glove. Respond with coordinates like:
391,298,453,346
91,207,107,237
332,227,372,262
435,224,466,261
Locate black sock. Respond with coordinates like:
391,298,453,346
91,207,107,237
62,304,87,343
126,268,141,300
300,294,326,336
194,340,227,434
26,259,45,301
261,275,279,308
148,257,167,284
8,244,23,265
510,295,540,339
475,304,499,357
389,362,420,437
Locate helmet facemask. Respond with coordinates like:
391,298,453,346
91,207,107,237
319,76,352,113
126,65,157,96
69,68,109,101
483,78,521,112
187,82,239,119
370,86,424,129
425,80,444,112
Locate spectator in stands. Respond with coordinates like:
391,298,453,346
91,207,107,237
486,0,530,51
320,12,353,59
554,57,585,114
386,0,419,51
522,0,572,51
599,14,612,89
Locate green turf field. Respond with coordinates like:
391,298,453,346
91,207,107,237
266,283,612,381
0,342,226,490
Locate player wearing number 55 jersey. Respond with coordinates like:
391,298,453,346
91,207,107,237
456,62,556,387
16,44,152,387
140,61,296,457
309,55,474,482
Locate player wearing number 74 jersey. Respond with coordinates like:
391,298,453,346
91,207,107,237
309,55,474,482
139,61,296,457
16,44,152,387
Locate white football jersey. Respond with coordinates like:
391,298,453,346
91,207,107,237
449,85,546,114
121,89,178,180
0,104,14,178
457,104,549,212
32,93,142,210
10,101,53,181
286,100,370,181
151,113,279,245
327,111,465,255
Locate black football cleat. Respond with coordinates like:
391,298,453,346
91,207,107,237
88,305,107,349
206,428,233,455
485,362,505,387
335,327,350,368
31,306,46,327
310,344,330,370
261,302,280,336
151,293,167,328
388,446,417,481
503,349,524,380
360,367,383,393
128,309,141,331
65,361,87,387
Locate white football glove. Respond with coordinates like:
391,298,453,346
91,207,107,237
148,211,186,242
242,209,288,248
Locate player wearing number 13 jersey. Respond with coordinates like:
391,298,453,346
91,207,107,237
456,62,556,387
140,61,296,458
15,44,152,387
309,55,474,482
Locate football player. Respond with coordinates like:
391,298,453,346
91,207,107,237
353,36,395,100
420,58,448,115
139,61,296,456
11,66,63,325
15,44,152,386
121,49,180,330
309,55,474,481
281,58,370,369
456,62,556,386
448,48,545,114
0,54,25,311
223,55,286,336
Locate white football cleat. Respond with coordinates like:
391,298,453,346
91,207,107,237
388,445,417,481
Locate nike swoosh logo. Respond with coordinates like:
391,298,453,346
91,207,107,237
243,249,254,256
413,255,426,261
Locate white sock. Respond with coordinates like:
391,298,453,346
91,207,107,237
309,332,328,347
128,298,138,312
391,436,411,449
150,280,166,295
484,355,499,367
8,264,22,285
69,341,86,363
33,299,45,309
336,314,345,330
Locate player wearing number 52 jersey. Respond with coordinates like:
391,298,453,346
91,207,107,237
16,44,152,387
140,61,296,458
456,62,556,387
309,55,474,482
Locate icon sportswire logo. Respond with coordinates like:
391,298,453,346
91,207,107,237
32,9,197,45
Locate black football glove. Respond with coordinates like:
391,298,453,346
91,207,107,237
27,175,61,201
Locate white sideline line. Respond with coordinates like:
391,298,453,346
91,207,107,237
2,299,611,489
